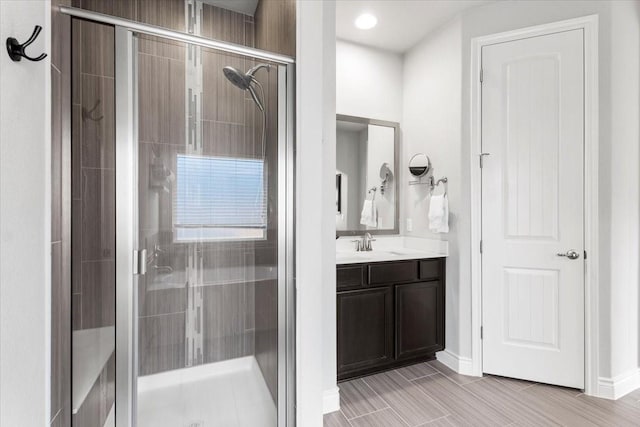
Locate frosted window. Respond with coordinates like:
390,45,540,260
174,154,267,241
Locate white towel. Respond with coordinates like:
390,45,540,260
428,194,449,233
360,199,378,228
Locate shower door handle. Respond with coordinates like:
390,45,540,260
134,249,147,275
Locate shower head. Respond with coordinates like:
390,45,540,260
222,66,253,91
222,64,270,112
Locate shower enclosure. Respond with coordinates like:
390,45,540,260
66,6,294,427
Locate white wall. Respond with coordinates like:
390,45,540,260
402,0,640,390
328,38,402,414
297,0,338,422
335,41,403,233
606,0,640,384
0,1,52,426
402,16,464,357
321,0,339,415
336,40,403,122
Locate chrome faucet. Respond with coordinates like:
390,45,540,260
363,232,375,251
352,233,376,252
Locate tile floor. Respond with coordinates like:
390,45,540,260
324,360,640,427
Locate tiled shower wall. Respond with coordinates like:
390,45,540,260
71,18,116,333
252,0,296,402
69,0,261,370
134,4,263,377
51,0,72,426
70,14,117,427
66,3,295,422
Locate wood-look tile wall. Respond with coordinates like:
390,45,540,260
134,4,262,377
70,2,117,424
253,60,280,403
255,0,296,57
51,0,72,425
71,17,116,333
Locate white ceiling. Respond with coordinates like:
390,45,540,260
202,0,259,16
336,0,492,53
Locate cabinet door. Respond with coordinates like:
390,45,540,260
337,287,393,378
395,281,444,360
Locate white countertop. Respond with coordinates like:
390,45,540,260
336,236,448,265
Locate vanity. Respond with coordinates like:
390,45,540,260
335,114,447,381
336,245,446,381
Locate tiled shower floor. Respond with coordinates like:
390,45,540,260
137,356,276,427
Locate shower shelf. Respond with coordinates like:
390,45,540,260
72,326,115,415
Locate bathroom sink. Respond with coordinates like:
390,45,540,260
336,236,448,265
385,250,412,256
336,249,419,263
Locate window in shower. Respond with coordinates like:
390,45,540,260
173,154,267,241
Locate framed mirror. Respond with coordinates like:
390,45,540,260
335,114,399,236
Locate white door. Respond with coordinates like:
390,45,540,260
481,29,584,389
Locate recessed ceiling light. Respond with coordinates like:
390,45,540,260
355,13,377,30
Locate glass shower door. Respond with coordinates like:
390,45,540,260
114,27,294,427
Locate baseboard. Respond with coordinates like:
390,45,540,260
597,368,640,400
322,386,341,414
436,349,476,377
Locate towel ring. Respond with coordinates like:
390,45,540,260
430,177,448,195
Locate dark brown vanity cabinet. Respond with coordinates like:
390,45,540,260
337,287,394,374
337,258,445,381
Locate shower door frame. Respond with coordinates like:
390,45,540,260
115,27,296,427
60,6,295,426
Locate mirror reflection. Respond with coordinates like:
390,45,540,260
336,115,398,235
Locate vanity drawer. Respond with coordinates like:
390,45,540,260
419,259,441,281
368,261,418,285
337,265,365,290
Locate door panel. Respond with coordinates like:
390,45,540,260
130,33,286,427
481,29,584,388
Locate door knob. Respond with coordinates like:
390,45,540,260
557,250,580,260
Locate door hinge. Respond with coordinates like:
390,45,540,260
480,240,483,253
584,250,587,260
480,326,483,339
480,68,483,83
133,249,147,275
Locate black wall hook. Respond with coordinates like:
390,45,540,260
6,25,47,62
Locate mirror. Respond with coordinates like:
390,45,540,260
409,153,431,177
336,114,399,235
